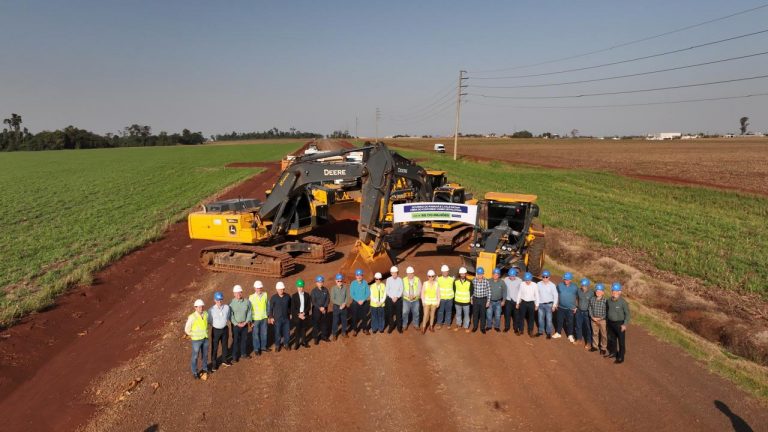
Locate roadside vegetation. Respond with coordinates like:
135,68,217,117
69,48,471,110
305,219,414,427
398,148,768,297
0,142,300,326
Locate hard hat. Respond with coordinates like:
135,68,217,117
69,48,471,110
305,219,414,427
595,283,605,291
194,299,205,307
374,272,383,279
315,275,325,283
563,272,573,281
296,279,305,288
458,267,468,274
406,266,415,274
355,269,363,277
440,264,449,272
507,268,518,276
335,273,344,280
580,278,591,286
611,282,622,292
253,280,263,289
390,266,399,273
427,269,436,277
542,270,551,278
214,291,224,301
232,285,243,293
523,272,533,281
276,281,286,290
492,268,502,275
476,267,485,275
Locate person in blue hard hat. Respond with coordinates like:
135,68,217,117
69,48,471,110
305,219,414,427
606,282,630,364
515,272,539,337
311,275,331,345
471,267,491,334
536,270,558,339
575,278,594,350
486,268,506,332
554,272,578,342
349,269,371,336
331,273,350,339
503,268,522,334
589,283,608,355
208,291,232,370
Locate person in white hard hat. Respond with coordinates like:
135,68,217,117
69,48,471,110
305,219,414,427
370,272,387,333
421,269,441,333
229,285,252,362
249,280,270,355
402,266,421,331
385,265,404,333
184,299,210,379
453,267,472,332
436,264,455,329
269,281,292,352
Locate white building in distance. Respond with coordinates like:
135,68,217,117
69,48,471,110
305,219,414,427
647,132,682,140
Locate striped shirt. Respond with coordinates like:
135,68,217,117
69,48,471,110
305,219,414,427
472,277,491,299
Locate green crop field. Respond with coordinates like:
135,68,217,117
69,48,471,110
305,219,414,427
0,142,300,326
397,148,768,297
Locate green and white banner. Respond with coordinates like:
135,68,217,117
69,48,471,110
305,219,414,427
393,202,477,224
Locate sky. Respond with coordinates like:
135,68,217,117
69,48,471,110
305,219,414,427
2,0,767,137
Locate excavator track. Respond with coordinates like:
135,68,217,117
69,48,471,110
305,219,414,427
199,244,296,277
294,235,336,263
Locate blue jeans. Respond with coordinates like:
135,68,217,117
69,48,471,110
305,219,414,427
436,299,454,326
371,307,385,332
403,300,420,329
274,318,290,347
538,303,554,335
332,304,348,336
251,319,268,352
486,300,502,329
575,310,593,343
556,308,575,336
455,304,470,328
190,338,209,375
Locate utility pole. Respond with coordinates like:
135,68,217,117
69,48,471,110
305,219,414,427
375,107,381,143
355,115,359,139
453,70,468,160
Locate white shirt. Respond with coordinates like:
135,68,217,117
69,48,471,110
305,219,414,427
537,281,559,305
298,291,305,313
504,277,521,301
516,281,540,306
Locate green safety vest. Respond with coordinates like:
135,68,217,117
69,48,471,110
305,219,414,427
370,282,386,307
250,293,268,320
188,311,208,341
423,281,439,305
404,276,421,301
454,279,471,304
437,276,455,300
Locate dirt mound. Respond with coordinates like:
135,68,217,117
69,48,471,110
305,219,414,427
546,228,768,365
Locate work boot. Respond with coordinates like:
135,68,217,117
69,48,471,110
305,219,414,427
364,329,370,335
429,326,435,332
333,334,338,341
436,325,442,330
422,326,427,334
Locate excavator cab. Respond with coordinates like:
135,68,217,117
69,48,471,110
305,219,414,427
463,192,545,276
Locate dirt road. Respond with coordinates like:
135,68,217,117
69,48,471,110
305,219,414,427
1,142,766,431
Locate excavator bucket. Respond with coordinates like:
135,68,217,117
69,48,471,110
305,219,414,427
338,240,394,281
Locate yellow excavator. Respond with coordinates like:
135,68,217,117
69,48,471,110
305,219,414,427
188,143,432,279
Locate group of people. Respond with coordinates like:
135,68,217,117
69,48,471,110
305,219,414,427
184,264,631,379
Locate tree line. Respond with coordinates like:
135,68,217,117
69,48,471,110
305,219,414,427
214,127,323,141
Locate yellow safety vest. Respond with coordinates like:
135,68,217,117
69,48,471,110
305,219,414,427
188,311,208,341
370,282,386,308
423,281,439,305
249,293,268,321
403,276,421,301
454,279,471,304
437,276,455,300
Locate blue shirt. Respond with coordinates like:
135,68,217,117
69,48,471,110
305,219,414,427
556,282,578,310
350,279,370,302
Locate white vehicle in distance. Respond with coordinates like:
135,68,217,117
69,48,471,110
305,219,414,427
434,143,446,153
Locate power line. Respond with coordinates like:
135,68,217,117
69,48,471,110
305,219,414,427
383,88,456,120
383,81,456,119
465,92,768,109
470,28,768,80
385,98,459,124
469,3,768,74
472,50,768,89
470,73,768,99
